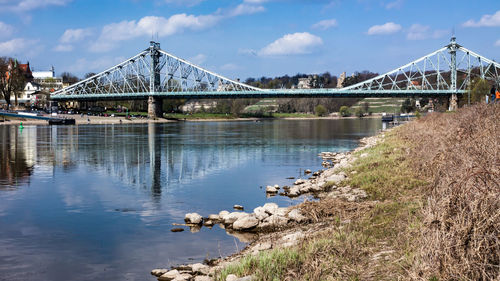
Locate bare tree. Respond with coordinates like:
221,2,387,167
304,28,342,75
0,57,26,107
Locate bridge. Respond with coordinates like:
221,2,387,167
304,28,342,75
51,37,500,118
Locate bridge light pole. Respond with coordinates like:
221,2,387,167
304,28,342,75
148,41,163,119
448,36,459,111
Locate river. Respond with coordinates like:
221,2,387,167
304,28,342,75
0,118,381,281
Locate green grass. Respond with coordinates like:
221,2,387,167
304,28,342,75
163,113,236,119
271,113,316,118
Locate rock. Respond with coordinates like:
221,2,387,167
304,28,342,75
159,269,180,281
274,184,280,189
275,208,288,217
171,228,184,232
223,212,248,225
253,206,269,221
219,210,230,219
203,220,214,227
288,186,301,197
281,231,304,247
263,214,289,227
282,185,290,191
309,184,323,192
312,171,320,176
226,274,238,281
173,273,192,280
184,213,203,225
265,185,278,193
326,173,346,184
191,263,210,275
208,214,220,221
194,276,212,281
233,205,244,210
151,268,169,277
304,169,312,174
294,179,305,185
299,184,312,193
233,215,259,230
262,203,278,215
287,209,307,223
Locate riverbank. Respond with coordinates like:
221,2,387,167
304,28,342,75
151,103,499,281
0,113,381,126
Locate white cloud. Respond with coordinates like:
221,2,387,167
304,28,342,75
463,10,500,27
367,22,402,35
312,19,338,30
0,38,38,55
89,3,265,53
0,0,72,12
189,54,207,65
407,24,448,40
258,32,323,56
0,21,14,37
495,39,500,47
243,0,268,3
59,28,92,43
385,0,403,9
220,63,240,71
54,44,73,52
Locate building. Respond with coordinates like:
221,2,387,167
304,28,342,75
337,72,346,88
32,66,63,93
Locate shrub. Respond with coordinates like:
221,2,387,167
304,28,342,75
314,105,327,116
339,106,350,117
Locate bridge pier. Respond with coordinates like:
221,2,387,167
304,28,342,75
148,96,163,119
449,94,458,111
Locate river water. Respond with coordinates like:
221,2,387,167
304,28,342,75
0,119,381,281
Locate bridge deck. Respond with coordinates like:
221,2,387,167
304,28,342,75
51,89,464,101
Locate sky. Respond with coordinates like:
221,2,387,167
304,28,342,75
0,0,499,81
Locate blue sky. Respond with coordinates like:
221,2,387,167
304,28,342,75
0,0,499,80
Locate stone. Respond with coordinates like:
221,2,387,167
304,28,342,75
253,206,270,221
223,212,248,225
265,185,278,193
194,276,212,281
309,184,323,192
203,220,214,227
184,213,203,225
294,179,305,185
262,203,278,215
263,214,289,227
159,269,180,281
288,186,301,197
281,232,304,247
304,169,312,174
173,273,192,280
233,215,259,230
274,184,280,189
233,205,244,210
326,173,346,185
287,209,307,223
219,210,230,219
275,208,288,217
191,263,210,275
190,225,201,233
171,228,184,232
226,274,238,281
151,268,169,277
208,214,220,221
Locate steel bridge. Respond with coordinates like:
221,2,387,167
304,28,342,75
51,37,500,117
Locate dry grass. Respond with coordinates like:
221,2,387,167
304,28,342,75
216,104,499,281
400,104,500,280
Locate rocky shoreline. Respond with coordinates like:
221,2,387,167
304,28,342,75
151,132,384,281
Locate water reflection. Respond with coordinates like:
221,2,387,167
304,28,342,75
0,119,381,194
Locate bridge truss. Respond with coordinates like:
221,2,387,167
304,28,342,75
52,38,500,106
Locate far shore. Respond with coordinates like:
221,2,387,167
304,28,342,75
0,113,382,126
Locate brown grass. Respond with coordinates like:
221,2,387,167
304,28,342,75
400,104,500,280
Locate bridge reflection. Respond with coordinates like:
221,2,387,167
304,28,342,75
0,120,373,198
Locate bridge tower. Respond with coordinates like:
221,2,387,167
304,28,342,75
448,36,458,111
148,41,163,119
